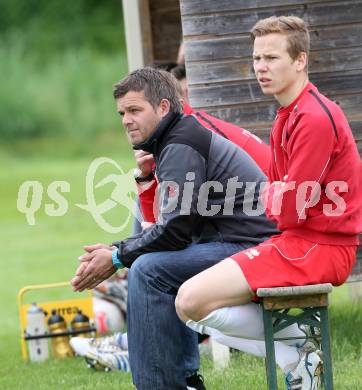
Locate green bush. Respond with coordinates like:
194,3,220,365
0,0,124,55
0,0,128,142
0,44,128,140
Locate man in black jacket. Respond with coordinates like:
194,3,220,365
71,68,277,390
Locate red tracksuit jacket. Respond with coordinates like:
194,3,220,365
265,82,361,245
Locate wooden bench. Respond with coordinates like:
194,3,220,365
257,284,334,390
255,240,361,388
210,246,361,370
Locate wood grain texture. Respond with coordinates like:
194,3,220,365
257,284,333,297
180,0,332,16
262,294,329,310
140,0,154,65
185,23,362,62
182,1,362,37
186,46,362,84
188,73,362,108
149,0,182,62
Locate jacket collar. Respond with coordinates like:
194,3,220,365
133,111,182,153
182,103,194,115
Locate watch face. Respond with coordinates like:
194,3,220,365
133,168,142,179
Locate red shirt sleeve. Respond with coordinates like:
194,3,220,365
137,180,158,223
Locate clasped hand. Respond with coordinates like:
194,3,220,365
70,244,117,292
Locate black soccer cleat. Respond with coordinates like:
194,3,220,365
186,373,206,390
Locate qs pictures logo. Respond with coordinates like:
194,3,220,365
76,157,139,233
17,157,141,233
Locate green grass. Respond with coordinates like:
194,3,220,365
0,143,361,389
0,1,127,141
0,44,128,140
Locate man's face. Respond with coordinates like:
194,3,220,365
253,33,306,104
117,90,167,145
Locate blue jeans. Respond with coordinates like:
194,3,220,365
127,241,251,390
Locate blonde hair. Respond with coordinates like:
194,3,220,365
251,16,310,60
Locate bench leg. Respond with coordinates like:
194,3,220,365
320,307,334,390
262,308,278,390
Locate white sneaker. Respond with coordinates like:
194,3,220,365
85,349,130,372
285,349,322,390
70,333,122,356
297,322,321,350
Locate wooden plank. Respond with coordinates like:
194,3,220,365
139,0,154,66
308,1,362,26
350,121,362,155
206,101,277,127
312,72,362,98
149,0,182,62
187,59,253,83
182,1,362,37
351,122,362,139
333,94,362,120
182,6,304,37
262,294,329,310
188,72,362,108
180,0,332,16
186,46,362,84
151,0,181,13
257,284,333,297
185,24,362,62
185,36,252,62
310,23,362,50
350,251,362,277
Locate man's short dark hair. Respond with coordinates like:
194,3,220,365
170,64,186,81
152,61,178,72
113,67,183,114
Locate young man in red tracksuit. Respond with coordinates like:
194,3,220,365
136,100,271,223
175,16,361,390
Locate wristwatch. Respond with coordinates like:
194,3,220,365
111,249,124,269
134,168,155,183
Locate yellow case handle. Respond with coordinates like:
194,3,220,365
18,282,93,362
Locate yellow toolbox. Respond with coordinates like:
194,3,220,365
18,281,96,362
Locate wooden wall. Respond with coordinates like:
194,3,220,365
179,0,362,279
140,0,182,66
180,0,362,151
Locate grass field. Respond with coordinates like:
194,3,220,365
0,140,361,389
0,0,127,141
